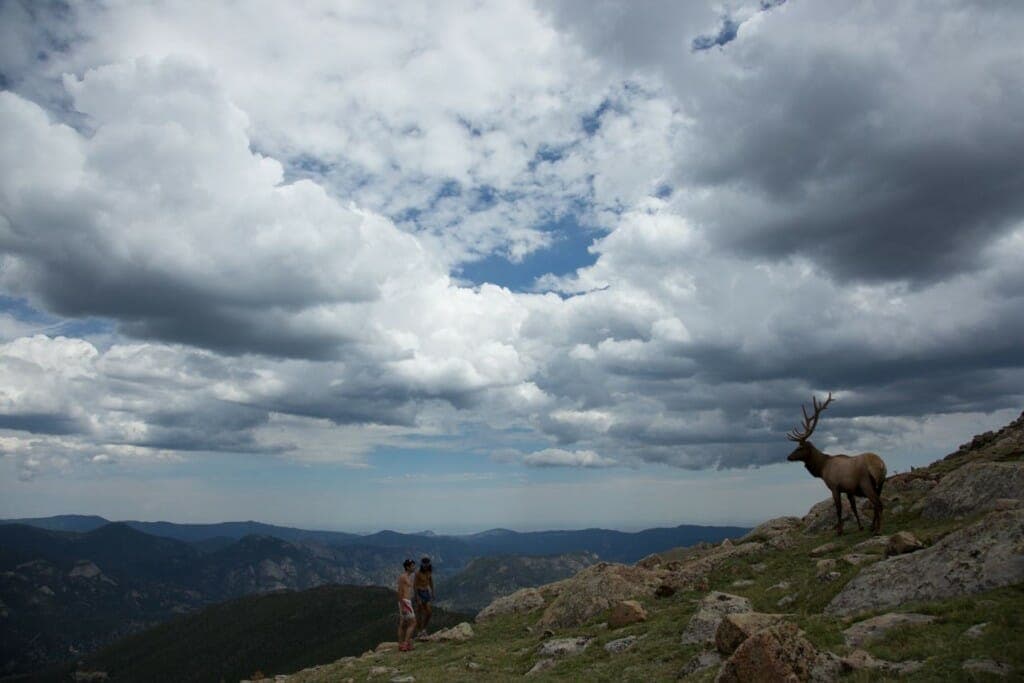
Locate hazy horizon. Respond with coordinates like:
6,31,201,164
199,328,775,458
1,2,1022,529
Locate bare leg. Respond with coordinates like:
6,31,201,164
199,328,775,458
848,492,863,531
401,618,416,646
421,602,432,632
832,488,844,536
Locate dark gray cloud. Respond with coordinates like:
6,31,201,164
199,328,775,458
551,1,1024,284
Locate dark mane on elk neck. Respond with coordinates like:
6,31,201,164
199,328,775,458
786,392,888,535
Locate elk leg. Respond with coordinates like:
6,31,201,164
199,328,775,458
847,492,863,531
832,488,844,536
862,478,883,534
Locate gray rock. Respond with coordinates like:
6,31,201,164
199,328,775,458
714,612,786,655
679,650,721,676
750,563,768,573
525,658,556,676
730,579,754,588
538,562,661,629
826,509,1024,615
922,462,1024,520
603,635,638,654
964,622,988,639
537,636,592,657
885,530,925,556
767,580,790,592
424,622,473,642
810,542,842,557
389,677,414,683
842,613,937,647
738,517,801,544
842,553,877,566
851,535,890,554
814,558,838,577
681,592,753,645
777,594,796,608
465,662,482,671
840,649,924,676
803,498,874,534
819,571,841,582
962,658,1011,676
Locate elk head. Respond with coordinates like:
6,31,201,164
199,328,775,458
786,391,833,462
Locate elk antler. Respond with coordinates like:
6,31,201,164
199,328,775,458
786,391,834,442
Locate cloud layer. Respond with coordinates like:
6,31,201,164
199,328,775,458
0,0,1022,491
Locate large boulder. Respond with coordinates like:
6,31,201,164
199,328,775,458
885,531,925,556
842,613,936,647
826,509,1024,615
424,622,474,642
476,587,544,622
738,517,801,547
607,600,646,628
537,563,661,629
715,623,838,683
802,497,875,535
662,542,766,590
921,461,1024,520
840,650,924,676
715,612,787,655
537,636,592,658
681,592,753,645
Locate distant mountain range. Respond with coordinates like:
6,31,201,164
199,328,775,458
0,515,747,676
2,514,747,565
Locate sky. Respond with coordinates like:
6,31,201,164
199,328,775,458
1,0,1022,533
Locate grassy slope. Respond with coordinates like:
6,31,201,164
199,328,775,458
287,418,1024,682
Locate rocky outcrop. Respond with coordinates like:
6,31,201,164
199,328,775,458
423,622,473,642
607,599,646,628
476,587,544,622
921,461,1024,520
715,612,786,655
536,636,591,657
537,563,660,629
680,650,722,676
660,541,766,590
842,613,936,647
681,592,753,645
839,649,923,676
885,530,925,556
738,517,801,548
826,509,1024,615
802,498,874,535
715,623,838,683
604,635,638,654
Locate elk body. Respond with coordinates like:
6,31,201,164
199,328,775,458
786,393,887,535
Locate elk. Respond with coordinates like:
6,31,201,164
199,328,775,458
786,392,887,535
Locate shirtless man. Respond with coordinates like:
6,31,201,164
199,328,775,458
396,559,417,651
413,556,435,638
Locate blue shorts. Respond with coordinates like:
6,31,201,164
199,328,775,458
416,589,432,604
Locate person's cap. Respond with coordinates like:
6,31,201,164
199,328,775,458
421,556,431,565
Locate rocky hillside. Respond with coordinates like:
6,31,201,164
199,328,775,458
273,411,1024,681
437,552,599,615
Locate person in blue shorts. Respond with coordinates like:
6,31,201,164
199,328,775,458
414,556,434,638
